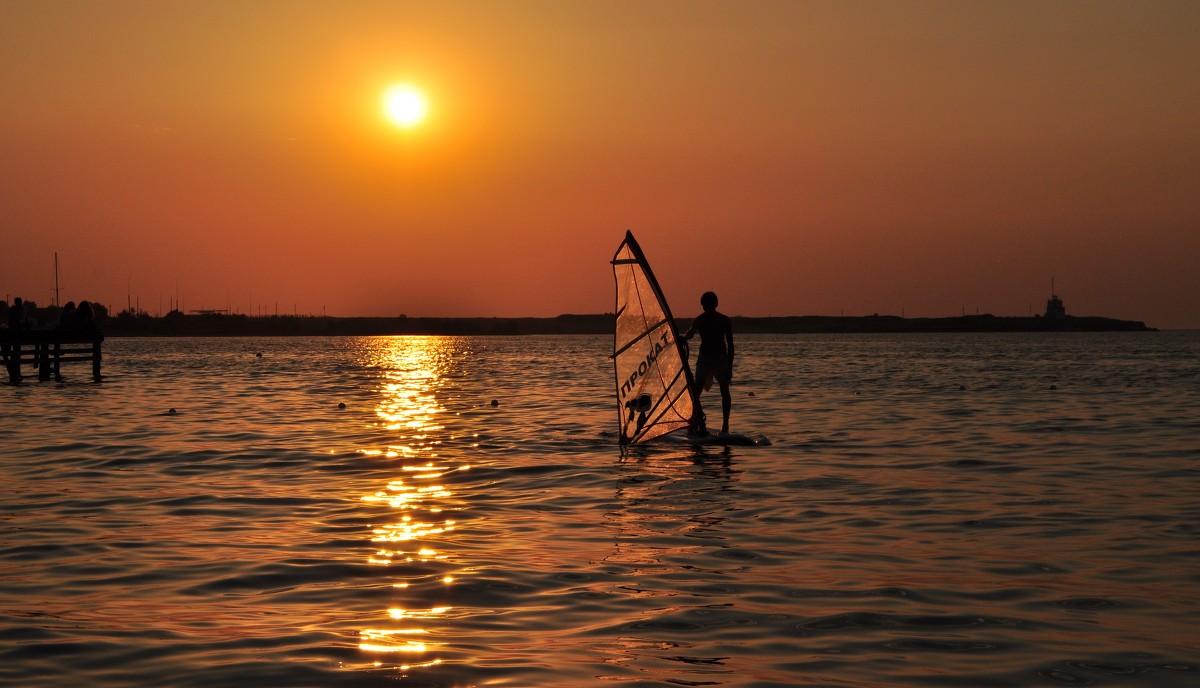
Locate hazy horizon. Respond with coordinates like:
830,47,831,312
3,2,1198,328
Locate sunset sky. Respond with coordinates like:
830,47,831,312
3,1,1197,328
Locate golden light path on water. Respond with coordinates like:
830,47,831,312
352,337,472,671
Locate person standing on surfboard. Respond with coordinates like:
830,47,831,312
681,291,734,436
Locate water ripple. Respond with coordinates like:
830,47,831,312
2,334,1198,687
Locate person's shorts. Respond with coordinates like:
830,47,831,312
695,354,730,392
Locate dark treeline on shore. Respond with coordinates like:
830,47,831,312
104,312,616,336
2,300,1155,337
730,313,1156,333
87,311,1162,336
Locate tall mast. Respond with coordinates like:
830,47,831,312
54,252,61,307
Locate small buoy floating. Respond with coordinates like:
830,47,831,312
337,402,347,409
168,408,178,416
490,399,499,407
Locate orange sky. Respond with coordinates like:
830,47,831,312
2,1,1198,328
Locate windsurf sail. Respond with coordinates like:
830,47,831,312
611,230,697,445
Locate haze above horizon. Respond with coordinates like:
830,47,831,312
3,2,1198,329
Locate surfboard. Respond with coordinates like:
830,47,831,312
665,432,771,447
611,230,766,447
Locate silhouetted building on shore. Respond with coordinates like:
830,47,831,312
1045,292,1066,320
1044,279,1067,320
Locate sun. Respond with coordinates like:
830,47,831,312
383,84,427,128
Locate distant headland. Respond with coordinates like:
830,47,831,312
75,311,1161,336
2,297,1155,337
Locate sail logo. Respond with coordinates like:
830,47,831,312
625,392,654,432
620,330,673,400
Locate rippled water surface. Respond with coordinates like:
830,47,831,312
2,333,1198,687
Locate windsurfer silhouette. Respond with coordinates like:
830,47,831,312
680,291,734,436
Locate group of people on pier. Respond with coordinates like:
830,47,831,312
2,297,103,384
4,297,97,334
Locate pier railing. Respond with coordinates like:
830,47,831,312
1,330,103,384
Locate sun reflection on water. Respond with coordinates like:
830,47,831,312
352,337,469,670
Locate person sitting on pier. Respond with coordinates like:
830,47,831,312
58,302,77,330
75,301,97,333
6,297,27,332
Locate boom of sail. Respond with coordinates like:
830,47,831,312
611,230,697,444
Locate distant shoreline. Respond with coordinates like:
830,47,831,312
97,312,1155,337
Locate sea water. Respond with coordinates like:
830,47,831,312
1,333,1197,687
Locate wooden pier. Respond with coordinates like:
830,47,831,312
1,330,103,384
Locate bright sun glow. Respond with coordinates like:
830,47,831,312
383,85,427,128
